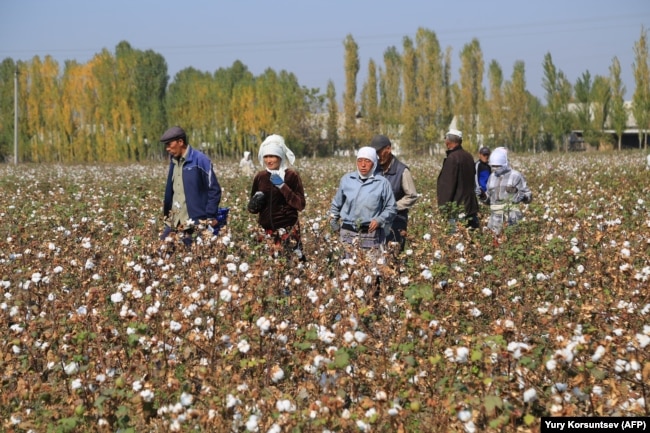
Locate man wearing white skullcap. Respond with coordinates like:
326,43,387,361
480,146,532,237
330,146,397,251
248,134,306,261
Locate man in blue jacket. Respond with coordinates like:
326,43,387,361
160,126,222,247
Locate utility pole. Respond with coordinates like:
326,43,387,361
14,67,19,165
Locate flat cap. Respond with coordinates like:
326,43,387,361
479,146,491,155
369,134,391,151
160,126,186,144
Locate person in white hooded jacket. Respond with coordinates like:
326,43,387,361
239,151,255,176
480,147,532,235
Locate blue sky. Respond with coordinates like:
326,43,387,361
1,0,648,100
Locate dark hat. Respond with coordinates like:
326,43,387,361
160,126,186,144
479,146,491,155
370,134,391,151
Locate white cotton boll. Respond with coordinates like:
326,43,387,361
470,307,481,317
64,361,79,375
343,331,355,344
354,331,368,343
483,254,493,261
180,392,193,406
400,276,410,285
239,263,249,273
140,389,154,402
637,334,650,348
375,390,387,401
481,288,492,297
546,359,557,371
256,316,271,333
455,243,465,253
356,420,370,431
169,321,182,332
523,388,537,403
421,269,432,280
621,248,631,258
226,394,240,408
507,279,517,287
276,399,296,412
458,409,472,422
592,345,606,362
536,273,548,281
355,289,365,299
31,273,42,283
110,292,123,303
614,359,628,373
318,327,335,344
246,414,259,432
219,289,232,303
270,365,285,383
456,347,469,363
463,421,477,433
71,378,83,390
237,340,250,353
434,250,442,259
423,233,431,240
571,246,580,254
364,275,373,285
132,380,143,392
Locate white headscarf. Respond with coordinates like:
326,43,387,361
489,146,510,176
356,146,378,179
258,134,295,180
489,147,509,168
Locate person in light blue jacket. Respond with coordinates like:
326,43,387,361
329,146,397,250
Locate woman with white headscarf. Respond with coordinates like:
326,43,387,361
330,146,397,250
481,146,532,236
248,134,306,260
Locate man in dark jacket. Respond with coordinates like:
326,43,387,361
370,134,418,251
160,126,222,247
436,129,479,231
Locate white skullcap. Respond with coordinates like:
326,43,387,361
489,147,509,167
446,129,463,139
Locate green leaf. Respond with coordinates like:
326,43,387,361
333,349,350,368
524,414,536,425
484,395,502,415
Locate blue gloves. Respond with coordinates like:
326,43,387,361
270,173,284,187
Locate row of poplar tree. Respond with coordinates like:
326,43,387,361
0,27,648,163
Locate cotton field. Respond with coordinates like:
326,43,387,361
0,150,649,432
